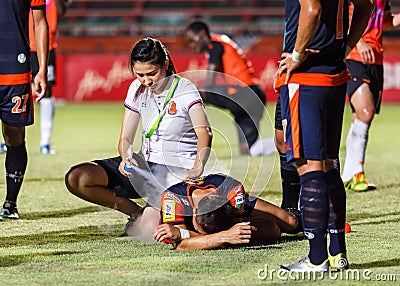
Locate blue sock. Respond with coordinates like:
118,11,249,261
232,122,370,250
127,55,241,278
300,170,329,265
279,152,301,209
5,142,27,203
325,169,347,256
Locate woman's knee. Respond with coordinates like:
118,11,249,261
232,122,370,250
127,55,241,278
65,163,99,195
65,166,84,195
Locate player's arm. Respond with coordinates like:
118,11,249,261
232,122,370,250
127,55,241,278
204,63,218,87
278,0,322,83
153,223,201,247
252,198,299,233
354,38,375,64
173,222,256,251
55,0,71,17
32,8,49,100
383,9,400,30
186,104,212,179
118,109,140,176
204,42,223,87
346,0,375,56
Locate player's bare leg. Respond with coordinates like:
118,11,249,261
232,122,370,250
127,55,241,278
342,83,375,191
65,162,142,216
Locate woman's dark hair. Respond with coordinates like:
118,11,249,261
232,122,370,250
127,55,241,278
195,195,236,234
129,37,176,77
129,38,176,98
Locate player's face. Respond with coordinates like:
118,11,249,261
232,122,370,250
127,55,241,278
192,211,207,235
186,30,208,53
132,61,167,91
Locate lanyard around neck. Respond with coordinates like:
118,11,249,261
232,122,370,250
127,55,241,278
145,76,180,138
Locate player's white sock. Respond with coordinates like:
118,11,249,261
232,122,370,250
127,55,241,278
39,97,55,146
341,119,369,181
249,137,276,157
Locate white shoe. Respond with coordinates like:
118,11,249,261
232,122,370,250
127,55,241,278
40,144,56,155
280,256,330,272
0,143,7,154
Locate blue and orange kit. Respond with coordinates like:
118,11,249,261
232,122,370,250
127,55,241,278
283,0,349,73
161,174,255,229
0,0,46,85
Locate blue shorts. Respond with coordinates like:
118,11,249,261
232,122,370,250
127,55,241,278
280,83,346,161
0,83,34,127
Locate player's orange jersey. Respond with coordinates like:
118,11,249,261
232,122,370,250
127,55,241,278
29,0,58,51
347,0,391,65
0,0,46,85
161,174,250,228
209,34,257,86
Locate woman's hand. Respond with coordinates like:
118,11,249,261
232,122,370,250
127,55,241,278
118,157,138,178
186,160,204,179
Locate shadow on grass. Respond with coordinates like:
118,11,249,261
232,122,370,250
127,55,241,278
278,234,306,244
216,235,306,251
351,258,400,269
0,250,83,268
21,206,104,220
351,216,400,226
24,177,64,182
378,182,400,190
0,225,120,248
347,210,400,223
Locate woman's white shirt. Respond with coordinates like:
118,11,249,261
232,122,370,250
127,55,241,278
124,76,203,169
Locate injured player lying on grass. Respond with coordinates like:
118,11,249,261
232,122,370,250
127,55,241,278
153,173,303,250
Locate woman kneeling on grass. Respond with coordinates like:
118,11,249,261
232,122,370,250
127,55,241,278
65,37,212,239
153,173,303,250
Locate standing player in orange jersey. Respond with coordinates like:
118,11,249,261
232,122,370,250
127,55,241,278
29,0,70,155
0,0,49,219
342,1,400,191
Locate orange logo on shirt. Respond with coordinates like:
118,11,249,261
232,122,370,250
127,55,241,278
168,101,177,115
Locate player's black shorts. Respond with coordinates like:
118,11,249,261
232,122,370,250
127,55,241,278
346,59,383,114
31,49,56,86
93,156,141,199
0,83,34,127
274,95,283,130
203,84,266,147
93,154,173,208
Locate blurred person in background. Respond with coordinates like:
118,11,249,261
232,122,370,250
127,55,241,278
0,0,49,219
185,21,275,157
342,0,400,191
30,0,70,155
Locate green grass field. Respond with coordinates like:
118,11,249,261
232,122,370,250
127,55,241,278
0,102,399,285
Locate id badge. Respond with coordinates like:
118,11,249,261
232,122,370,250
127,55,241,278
141,132,151,161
